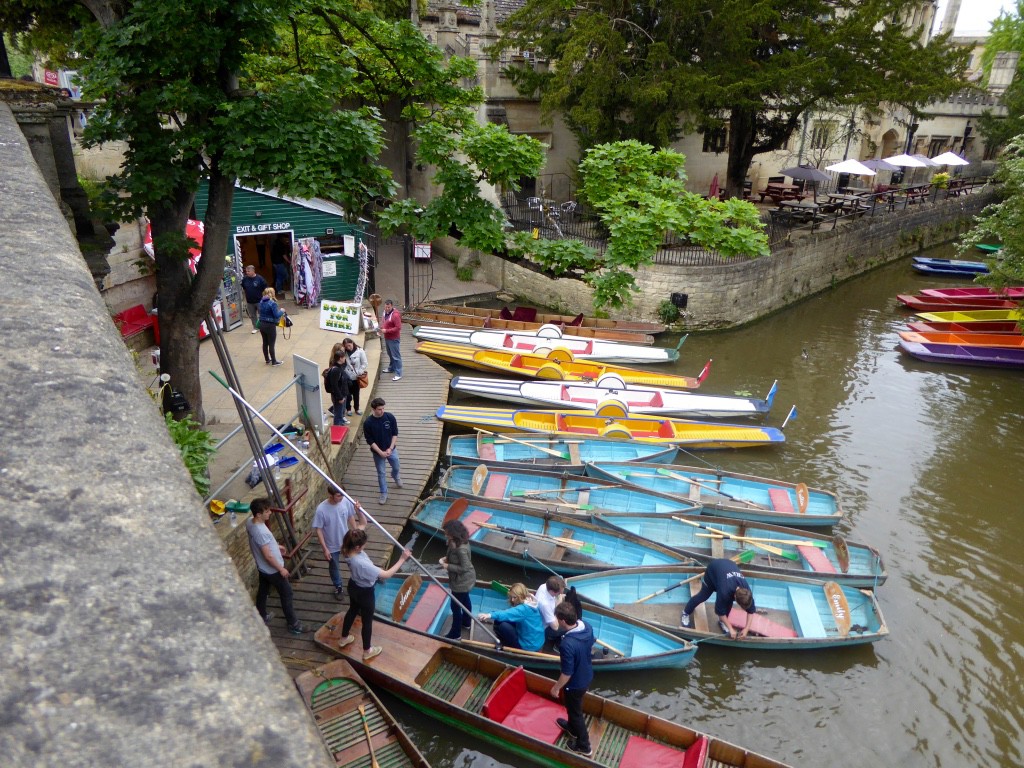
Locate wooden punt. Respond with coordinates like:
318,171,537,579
911,256,990,273
906,320,1023,335
567,566,889,650
435,405,786,449
898,339,1024,369
313,621,793,768
914,309,1024,323
898,330,1024,349
411,302,667,335
409,495,695,574
920,286,1024,299
592,513,885,587
414,325,682,365
406,308,656,344
294,658,431,768
450,375,776,419
896,294,1020,312
974,243,1003,253
911,262,990,278
583,461,843,528
446,433,679,473
416,341,711,389
374,575,698,671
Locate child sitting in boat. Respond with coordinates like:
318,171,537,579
478,583,545,651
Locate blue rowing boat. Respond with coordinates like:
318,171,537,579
584,461,843,528
567,566,889,650
410,495,694,574
374,576,698,671
593,514,886,588
436,464,702,517
445,433,679,474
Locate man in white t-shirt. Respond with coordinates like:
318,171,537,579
246,497,303,634
535,575,566,645
313,486,366,600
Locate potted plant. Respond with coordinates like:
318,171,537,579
931,172,951,190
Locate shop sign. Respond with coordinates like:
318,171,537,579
235,222,291,234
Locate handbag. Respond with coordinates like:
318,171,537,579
356,372,369,389
278,314,293,328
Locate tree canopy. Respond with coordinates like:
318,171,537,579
978,2,1024,153
496,0,970,197
3,0,545,421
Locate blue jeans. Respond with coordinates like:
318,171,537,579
372,449,400,494
327,551,342,590
273,262,289,294
447,591,472,639
385,338,402,376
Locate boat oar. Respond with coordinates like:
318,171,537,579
478,522,596,554
474,427,569,460
442,497,469,525
511,483,620,498
654,468,770,510
694,533,825,548
635,551,756,604
672,516,797,559
392,573,423,621
358,705,381,768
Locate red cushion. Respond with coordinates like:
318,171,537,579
330,425,349,444
499,307,513,320
502,691,566,743
621,735,687,768
569,313,584,327
483,474,509,499
482,667,526,723
726,607,797,638
512,307,537,322
768,489,795,513
797,545,835,573
683,735,709,768
462,510,492,537
406,584,449,631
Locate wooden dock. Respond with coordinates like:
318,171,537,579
268,324,453,675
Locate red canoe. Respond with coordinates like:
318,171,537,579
907,320,1024,335
896,294,1022,312
920,286,1024,299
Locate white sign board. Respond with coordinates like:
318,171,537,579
322,260,337,278
293,354,325,434
320,300,361,334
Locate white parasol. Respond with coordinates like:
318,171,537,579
825,159,877,176
931,151,970,166
883,153,930,168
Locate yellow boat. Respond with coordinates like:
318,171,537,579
915,309,1024,323
416,341,711,389
406,308,655,344
435,404,786,449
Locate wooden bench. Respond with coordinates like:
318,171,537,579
406,583,449,631
788,586,827,638
112,304,156,339
481,666,565,744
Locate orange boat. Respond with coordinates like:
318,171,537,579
898,330,1024,349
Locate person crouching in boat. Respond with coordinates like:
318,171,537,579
680,557,756,639
478,583,545,651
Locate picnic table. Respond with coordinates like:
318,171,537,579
777,199,821,222
824,193,871,214
759,182,805,204
902,184,932,204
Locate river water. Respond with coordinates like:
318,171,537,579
391,242,1024,768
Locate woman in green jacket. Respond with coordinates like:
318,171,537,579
439,519,476,639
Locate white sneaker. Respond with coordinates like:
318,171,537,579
680,613,691,628
392,375,402,381
394,478,403,489
338,635,356,648
379,495,387,505
363,646,383,661
251,328,259,334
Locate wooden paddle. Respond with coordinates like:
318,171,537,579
358,705,381,768
695,532,825,548
595,638,627,657
474,427,569,460
509,496,594,512
795,483,809,514
442,497,469,525
510,483,620,497
823,581,851,637
392,573,423,621
470,464,488,495
672,516,796,559
833,534,850,573
478,522,596,553
462,638,561,660
636,550,756,603
654,468,770,510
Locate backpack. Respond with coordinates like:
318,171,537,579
322,365,344,400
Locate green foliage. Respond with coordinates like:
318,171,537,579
163,412,216,497
496,0,969,194
507,231,598,275
455,265,475,282
931,172,951,190
962,134,1024,295
977,6,1024,153
657,300,680,325
3,33,34,76
979,2,1024,83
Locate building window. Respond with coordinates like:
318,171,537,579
928,137,949,157
702,127,727,154
809,121,836,150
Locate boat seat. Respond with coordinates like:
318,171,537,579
512,307,537,322
657,421,675,439
406,584,449,631
462,510,492,537
647,391,664,407
726,607,798,638
788,587,827,638
768,489,796,512
500,307,513,320
797,545,835,574
482,667,564,743
569,313,585,327
478,440,498,461
509,354,524,369
484,474,510,499
620,733,708,768
503,334,515,348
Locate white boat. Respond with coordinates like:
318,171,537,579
451,374,777,419
412,323,683,364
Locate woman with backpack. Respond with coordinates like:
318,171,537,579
257,287,286,366
324,349,350,426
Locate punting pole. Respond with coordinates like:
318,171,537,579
208,371,502,648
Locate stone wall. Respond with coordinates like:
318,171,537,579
476,190,997,328
0,101,333,768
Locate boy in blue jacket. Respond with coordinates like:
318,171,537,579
550,601,595,757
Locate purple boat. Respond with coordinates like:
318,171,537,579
898,339,1024,369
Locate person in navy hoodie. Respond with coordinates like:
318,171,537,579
550,601,595,757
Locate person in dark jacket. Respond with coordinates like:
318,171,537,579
550,601,595,757
440,519,476,639
270,235,292,297
680,557,756,639
240,265,268,332
362,397,400,504
327,349,350,426
257,287,286,366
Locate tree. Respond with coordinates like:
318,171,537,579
510,140,768,309
496,0,970,198
961,134,1024,301
978,2,1024,153
3,0,545,422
